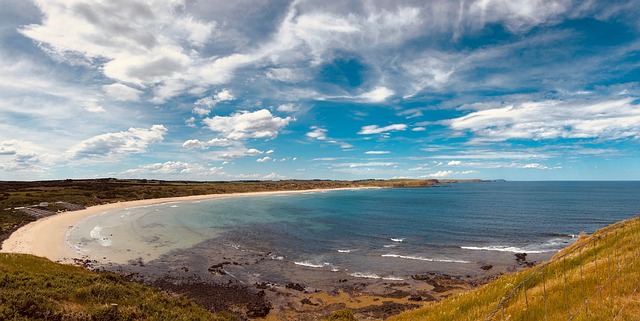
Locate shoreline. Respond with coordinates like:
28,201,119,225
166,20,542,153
0,183,564,319
0,187,379,264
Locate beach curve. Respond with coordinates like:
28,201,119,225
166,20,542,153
0,187,376,264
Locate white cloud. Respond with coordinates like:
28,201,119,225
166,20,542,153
21,1,213,82
522,163,549,169
0,140,50,172
306,126,328,140
245,148,263,156
277,103,299,113
203,109,293,140
215,89,234,102
335,162,396,168
365,151,390,155
468,0,571,33
265,149,274,154
84,101,106,113
123,161,223,176
426,170,453,178
263,172,286,180
192,107,211,116
266,68,307,83
192,89,235,115
185,117,196,128
103,83,143,102
412,127,427,132
358,124,408,135
429,150,551,160
445,98,640,142
182,138,234,149
198,53,256,86
194,96,217,108
257,156,272,162
68,125,167,159
358,87,394,103
397,108,424,119
306,126,353,149
447,160,462,166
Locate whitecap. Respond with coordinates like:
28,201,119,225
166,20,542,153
89,225,112,247
391,238,404,242
383,276,404,281
337,249,352,253
460,245,555,254
294,261,329,268
170,205,179,208
383,244,398,248
381,254,471,264
350,272,381,279
268,253,284,260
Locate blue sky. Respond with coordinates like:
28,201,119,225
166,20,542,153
1,0,640,181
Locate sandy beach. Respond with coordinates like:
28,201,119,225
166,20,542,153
0,187,373,264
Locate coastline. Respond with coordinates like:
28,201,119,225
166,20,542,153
0,182,600,320
0,187,378,264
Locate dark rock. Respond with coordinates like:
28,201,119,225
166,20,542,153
285,283,305,291
208,262,231,275
386,290,411,299
300,298,319,306
355,301,420,320
481,264,493,271
246,302,271,318
515,253,527,262
408,294,422,301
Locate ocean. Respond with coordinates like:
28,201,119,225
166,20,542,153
67,181,640,284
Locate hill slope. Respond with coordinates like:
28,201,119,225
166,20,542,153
388,217,640,321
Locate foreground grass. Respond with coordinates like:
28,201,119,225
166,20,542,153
389,217,640,321
0,253,235,320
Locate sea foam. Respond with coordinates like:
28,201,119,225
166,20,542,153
294,261,330,268
381,254,471,264
460,245,556,254
350,272,381,279
89,225,112,247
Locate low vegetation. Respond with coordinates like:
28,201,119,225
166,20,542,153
388,217,640,321
0,253,234,320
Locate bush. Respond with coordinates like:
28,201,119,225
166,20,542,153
325,309,358,321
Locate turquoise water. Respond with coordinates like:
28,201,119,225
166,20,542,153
69,182,640,280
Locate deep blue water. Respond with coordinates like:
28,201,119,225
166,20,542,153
73,181,640,280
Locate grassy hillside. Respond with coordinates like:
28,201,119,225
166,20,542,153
388,217,640,321
0,253,235,320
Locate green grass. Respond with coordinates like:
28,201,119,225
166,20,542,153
0,253,235,320
388,218,640,321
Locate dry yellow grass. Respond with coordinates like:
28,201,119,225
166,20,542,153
388,217,640,321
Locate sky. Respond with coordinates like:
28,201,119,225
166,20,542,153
1,0,640,181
